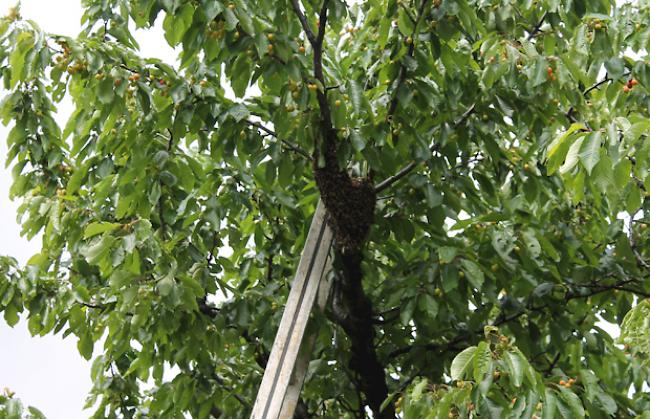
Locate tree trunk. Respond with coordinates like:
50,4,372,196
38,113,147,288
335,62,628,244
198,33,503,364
331,250,395,419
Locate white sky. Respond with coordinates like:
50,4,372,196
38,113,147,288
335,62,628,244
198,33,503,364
0,2,176,417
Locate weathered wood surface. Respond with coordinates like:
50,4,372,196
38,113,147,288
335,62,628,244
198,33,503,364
251,201,334,419
277,256,333,418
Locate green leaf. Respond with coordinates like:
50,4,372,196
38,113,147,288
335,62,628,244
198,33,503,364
350,130,365,151
557,386,585,418
418,294,439,317
235,6,254,35
613,160,631,189
83,222,122,239
348,80,364,115
378,15,390,48
578,131,601,175
400,299,416,326
543,389,558,419
531,56,549,87
559,135,585,175
473,341,492,383
460,259,484,288
77,333,94,360
5,398,22,416
4,304,19,327
81,236,116,265
604,57,625,80
504,350,523,387
9,31,35,88
548,124,587,158
592,154,614,193
163,3,195,46
626,186,642,213
595,392,617,415
97,78,115,105
450,346,477,381
277,157,292,187
438,246,458,264
514,348,537,387
537,233,560,262
109,270,133,289
26,252,47,267
620,299,650,355
231,55,251,98
546,123,586,175
157,274,175,297
228,104,250,122
68,161,90,194
223,7,238,31
579,369,599,403
397,8,414,35
28,406,47,419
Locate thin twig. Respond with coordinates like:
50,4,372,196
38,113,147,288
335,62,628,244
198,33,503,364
544,353,561,375
526,12,547,41
399,3,416,24
246,120,311,159
566,72,630,124
213,374,251,408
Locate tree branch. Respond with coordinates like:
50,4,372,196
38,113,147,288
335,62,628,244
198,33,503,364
385,0,429,126
526,12,547,41
213,374,251,409
290,0,316,45
291,0,335,160
566,72,630,124
583,77,611,95
375,103,475,193
374,161,418,194
245,120,311,159
312,0,336,152
315,0,329,47
544,352,561,375
389,275,648,360
330,250,396,419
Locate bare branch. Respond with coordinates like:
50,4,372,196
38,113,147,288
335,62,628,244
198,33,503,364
246,120,311,159
584,74,617,96
566,71,630,124
316,0,329,47
311,1,337,159
526,12,547,41
213,374,251,409
290,0,316,45
374,161,418,194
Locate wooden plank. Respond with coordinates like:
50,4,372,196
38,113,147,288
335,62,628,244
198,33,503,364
251,201,334,419
278,256,333,418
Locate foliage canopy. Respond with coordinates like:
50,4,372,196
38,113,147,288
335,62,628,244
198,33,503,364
2,0,650,417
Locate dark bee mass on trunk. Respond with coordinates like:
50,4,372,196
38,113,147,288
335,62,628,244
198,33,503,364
313,134,376,253
312,127,392,417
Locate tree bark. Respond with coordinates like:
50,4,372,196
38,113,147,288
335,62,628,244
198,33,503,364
330,250,395,419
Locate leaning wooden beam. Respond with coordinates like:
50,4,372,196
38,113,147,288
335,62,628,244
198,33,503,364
251,200,334,419
278,256,333,418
